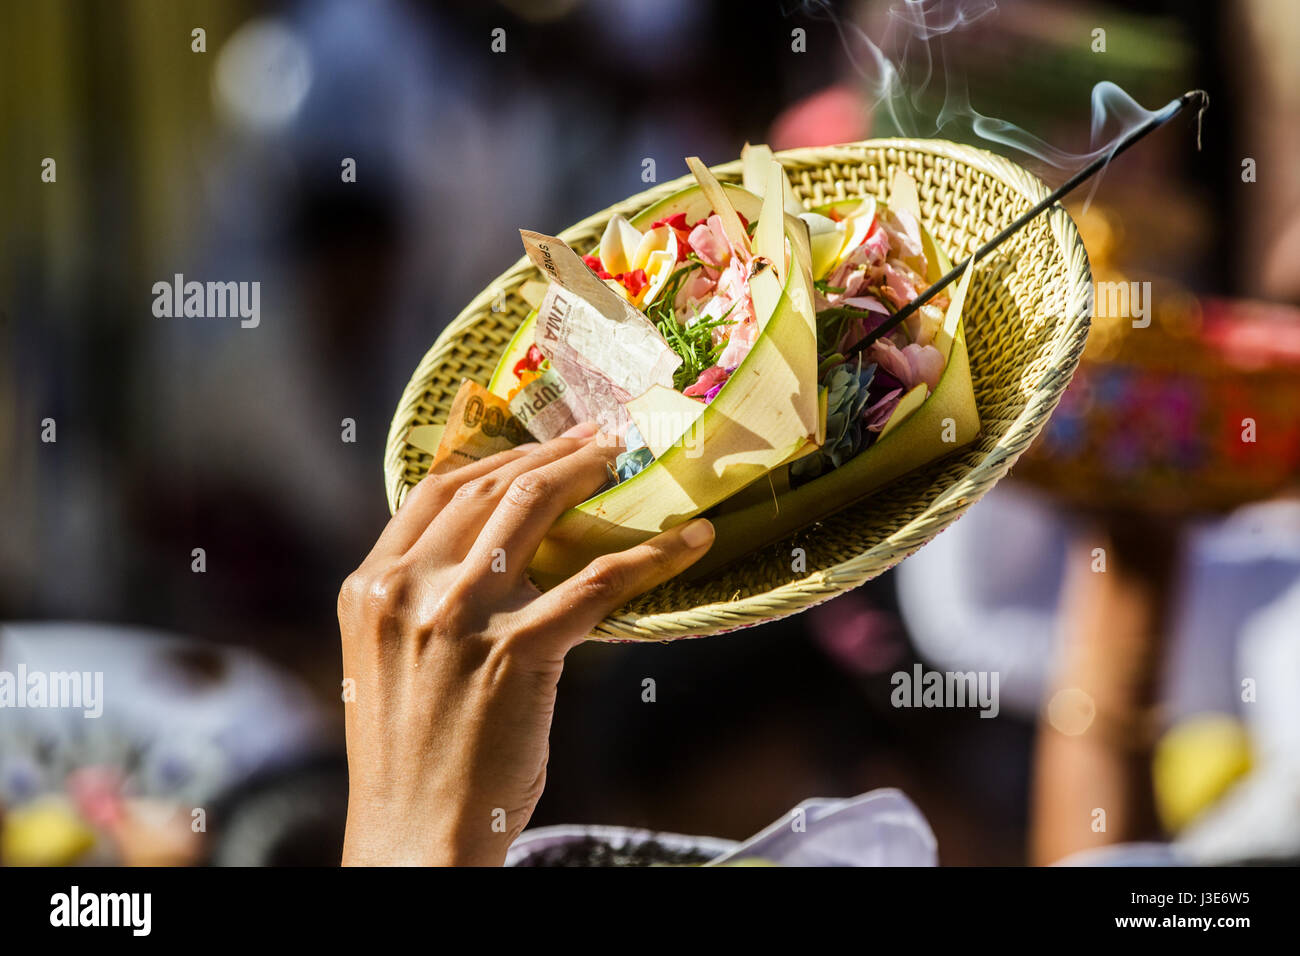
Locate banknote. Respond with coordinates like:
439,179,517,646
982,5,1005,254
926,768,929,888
420,379,530,475
508,367,585,442
519,230,681,437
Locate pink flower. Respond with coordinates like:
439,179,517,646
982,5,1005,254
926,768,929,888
861,225,892,265
699,255,755,333
879,208,924,266
863,388,903,433
687,214,733,269
674,266,719,312
840,295,889,314
683,364,730,399
831,299,889,354
880,259,925,309
716,315,758,368
868,338,945,393
823,229,890,304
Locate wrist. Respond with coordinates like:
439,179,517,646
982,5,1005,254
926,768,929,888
343,793,509,867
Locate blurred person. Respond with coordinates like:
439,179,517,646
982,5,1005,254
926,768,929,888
1035,526,1300,869
1028,512,1179,864
886,0,1300,864
1029,500,1300,866
896,486,1300,864
0,622,330,865
1235,0,1300,302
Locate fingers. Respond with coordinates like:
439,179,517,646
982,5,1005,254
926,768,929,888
521,518,715,651
459,433,624,582
409,425,615,565
364,444,540,563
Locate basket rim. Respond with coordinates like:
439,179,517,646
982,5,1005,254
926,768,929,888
384,137,1093,641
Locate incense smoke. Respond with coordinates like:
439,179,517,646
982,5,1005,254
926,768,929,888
792,0,1177,202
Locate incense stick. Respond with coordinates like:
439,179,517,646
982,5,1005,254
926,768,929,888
840,89,1209,356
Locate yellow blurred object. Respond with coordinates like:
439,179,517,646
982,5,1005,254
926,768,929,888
1,796,97,866
1153,714,1253,833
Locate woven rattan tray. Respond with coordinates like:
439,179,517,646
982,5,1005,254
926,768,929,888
385,139,1093,640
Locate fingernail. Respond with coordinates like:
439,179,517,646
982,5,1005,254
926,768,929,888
561,422,599,439
679,518,714,549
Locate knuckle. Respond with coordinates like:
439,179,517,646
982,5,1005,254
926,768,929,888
575,556,627,601
408,474,448,503
424,579,477,636
339,563,420,643
643,541,676,576
337,569,368,617
364,563,414,616
453,475,501,503
505,470,552,509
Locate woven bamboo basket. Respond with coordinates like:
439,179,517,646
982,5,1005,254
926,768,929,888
385,139,1093,641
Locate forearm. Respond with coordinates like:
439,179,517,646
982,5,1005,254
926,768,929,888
1029,515,1178,865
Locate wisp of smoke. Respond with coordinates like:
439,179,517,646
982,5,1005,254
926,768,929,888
791,0,1176,203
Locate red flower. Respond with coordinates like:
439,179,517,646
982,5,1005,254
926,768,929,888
617,268,649,297
513,344,546,377
582,254,612,280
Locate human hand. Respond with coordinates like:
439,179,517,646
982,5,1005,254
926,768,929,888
337,424,714,866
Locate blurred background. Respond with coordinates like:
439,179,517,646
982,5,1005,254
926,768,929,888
1,0,1297,865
